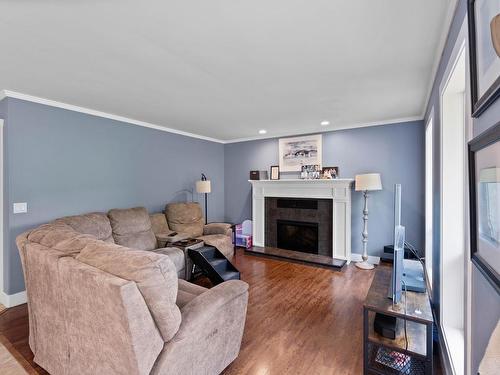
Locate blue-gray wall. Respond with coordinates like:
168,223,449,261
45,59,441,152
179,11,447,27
423,0,500,372
224,120,425,257
1,97,225,295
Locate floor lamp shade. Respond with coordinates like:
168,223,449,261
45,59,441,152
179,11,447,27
355,173,382,191
196,177,211,225
196,180,211,194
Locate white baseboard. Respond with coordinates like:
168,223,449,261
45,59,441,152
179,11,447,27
0,290,27,308
350,253,381,265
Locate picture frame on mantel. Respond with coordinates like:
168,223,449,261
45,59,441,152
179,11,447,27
270,165,280,180
278,134,322,172
468,0,500,117
468,120,500,293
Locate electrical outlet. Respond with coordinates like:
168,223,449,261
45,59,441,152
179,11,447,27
13,202,28,214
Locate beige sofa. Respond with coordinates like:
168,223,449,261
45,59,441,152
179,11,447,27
16,208,248,375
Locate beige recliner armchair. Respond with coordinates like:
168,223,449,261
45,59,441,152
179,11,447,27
158,202,234,258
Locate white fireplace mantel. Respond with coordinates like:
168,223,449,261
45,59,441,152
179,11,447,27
249,179,354,262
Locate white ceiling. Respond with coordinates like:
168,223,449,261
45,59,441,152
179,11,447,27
0,0,455,142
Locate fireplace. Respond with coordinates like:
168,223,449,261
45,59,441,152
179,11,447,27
265,197,333,256
249,179,353,262
277,219,319,254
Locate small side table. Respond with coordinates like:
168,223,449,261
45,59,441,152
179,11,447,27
156,232,191,248
363,267,434,374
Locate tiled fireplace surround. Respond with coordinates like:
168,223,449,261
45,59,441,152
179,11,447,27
265,197,333,257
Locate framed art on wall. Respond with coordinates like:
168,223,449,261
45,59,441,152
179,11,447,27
278,134,322,172
468,0,500,117
468,121,500,293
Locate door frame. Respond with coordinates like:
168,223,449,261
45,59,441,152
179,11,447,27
438,16,472,375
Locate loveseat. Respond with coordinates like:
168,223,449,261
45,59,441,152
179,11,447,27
16,206,248,375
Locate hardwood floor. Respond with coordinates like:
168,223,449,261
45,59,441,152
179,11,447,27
0,249,441,374
223,249,375,374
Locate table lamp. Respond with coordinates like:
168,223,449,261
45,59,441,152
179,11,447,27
196,173,211,224
355,173,382,270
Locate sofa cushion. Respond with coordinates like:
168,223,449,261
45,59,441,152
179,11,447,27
108,207,157,251
152,247,186,278
150,213,171,235
176,279,207,308
54,212,114,243
165,203,204,238
27,223,98,255
76,241,181,342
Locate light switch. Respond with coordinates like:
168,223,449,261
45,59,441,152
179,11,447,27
13,202,28,214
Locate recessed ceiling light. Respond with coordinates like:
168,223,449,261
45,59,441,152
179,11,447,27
259,129,267,134
320,120,330,126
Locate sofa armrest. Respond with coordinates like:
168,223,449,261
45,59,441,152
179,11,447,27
203,223,232,236
174,280,248,340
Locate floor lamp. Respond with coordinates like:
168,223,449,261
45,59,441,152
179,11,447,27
354,173,382,270
196,173,211,225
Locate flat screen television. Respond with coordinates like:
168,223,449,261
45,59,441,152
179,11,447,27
388,184,426,303
390,184,404,303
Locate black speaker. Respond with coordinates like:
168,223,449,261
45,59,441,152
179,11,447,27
374,313,397,340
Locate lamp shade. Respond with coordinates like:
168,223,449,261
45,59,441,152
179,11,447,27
355,173,382,191
196,180,211,194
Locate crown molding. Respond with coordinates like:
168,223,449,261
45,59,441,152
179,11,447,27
223,115,423,144
0,90,225,143
1,90,423,144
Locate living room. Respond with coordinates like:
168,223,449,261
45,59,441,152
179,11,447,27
0,1,499,375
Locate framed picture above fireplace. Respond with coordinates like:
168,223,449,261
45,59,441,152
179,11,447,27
278,134,322,172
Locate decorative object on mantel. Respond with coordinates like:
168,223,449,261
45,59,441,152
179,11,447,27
195,173,211,225
355,173,382,270
468,120,500,293
249,170,268,180
278,134,322,172
300,164,321,179
270,165,280,180
468,1,500,117
322,166,339,179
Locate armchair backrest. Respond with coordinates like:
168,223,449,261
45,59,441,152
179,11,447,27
54,212,114,243
165,202,204,237
108,207,157,250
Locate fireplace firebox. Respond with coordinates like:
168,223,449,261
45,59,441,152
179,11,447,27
277,219,319,254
